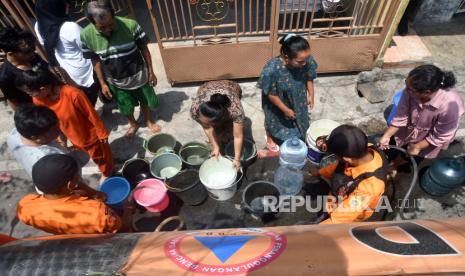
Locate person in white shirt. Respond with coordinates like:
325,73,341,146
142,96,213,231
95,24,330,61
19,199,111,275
34,0,101,106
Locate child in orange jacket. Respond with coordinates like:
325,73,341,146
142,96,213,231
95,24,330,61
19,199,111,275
16,67,114,182
310,125,388,224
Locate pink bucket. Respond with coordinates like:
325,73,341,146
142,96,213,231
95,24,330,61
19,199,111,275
133,179,170,213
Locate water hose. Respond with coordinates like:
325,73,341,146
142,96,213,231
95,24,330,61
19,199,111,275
385,145,418,220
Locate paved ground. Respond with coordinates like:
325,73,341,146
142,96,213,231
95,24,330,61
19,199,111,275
1,15,465,238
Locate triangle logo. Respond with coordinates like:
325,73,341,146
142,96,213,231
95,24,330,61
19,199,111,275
194,235,257,263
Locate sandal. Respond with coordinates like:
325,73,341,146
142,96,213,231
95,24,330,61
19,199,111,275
264,135,280,152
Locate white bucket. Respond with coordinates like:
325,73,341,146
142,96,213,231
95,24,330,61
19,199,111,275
306,119,341,165
199,157,242,201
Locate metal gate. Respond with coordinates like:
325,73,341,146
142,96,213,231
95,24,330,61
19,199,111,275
0,0,135,60
147,0,402,84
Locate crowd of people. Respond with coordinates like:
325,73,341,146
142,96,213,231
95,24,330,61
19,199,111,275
0,0,464,234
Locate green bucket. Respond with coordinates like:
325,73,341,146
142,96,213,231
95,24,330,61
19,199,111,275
150,153,183,179
225,138,257,168
179,142,211,169
144,133,177,156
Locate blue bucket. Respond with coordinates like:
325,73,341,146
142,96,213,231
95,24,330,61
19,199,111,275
100,177,131,210
387,90,404,125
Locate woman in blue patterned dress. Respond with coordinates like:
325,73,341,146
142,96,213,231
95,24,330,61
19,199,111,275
257,34,318,155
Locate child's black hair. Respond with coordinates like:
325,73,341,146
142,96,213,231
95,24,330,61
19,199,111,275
14,104,58,139
32,154,78,194
199,93,232,123
279,34,310,59
0,27,36,53
15,67,61,91
408,64,456,93
326,125,368,159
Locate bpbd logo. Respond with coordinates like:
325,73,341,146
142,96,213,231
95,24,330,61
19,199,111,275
164,228,287,274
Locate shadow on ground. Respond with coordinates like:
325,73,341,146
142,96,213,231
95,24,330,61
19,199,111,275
156,91,189,122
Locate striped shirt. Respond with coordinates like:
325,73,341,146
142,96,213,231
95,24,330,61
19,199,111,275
81,16,149,90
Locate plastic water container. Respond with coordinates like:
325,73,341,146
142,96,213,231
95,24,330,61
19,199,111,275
274,165,304,196
279,137,308,169
387,90,404,125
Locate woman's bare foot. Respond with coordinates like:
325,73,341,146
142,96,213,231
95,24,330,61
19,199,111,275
125,123,140,138
147,121,161,133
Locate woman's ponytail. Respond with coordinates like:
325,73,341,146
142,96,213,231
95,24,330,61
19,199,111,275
441,71,456,90
210,93,231,109
199,93,231,123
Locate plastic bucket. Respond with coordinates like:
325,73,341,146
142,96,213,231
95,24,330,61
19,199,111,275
122,159,151,188
144,133,176,156
133,179,170,212
100,177,131,210
387,90,404,125
179,142,210,169
306,119,340,165
242,181,281,215
225,138,257,168
166,169,207,205
150,153,183,180
199,157,242,201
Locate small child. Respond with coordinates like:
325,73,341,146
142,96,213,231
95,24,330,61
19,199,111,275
15,67,114,182
7,104,66,177
310,125,388,224
17,154,134,234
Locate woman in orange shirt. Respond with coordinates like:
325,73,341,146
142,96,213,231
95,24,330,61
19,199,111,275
15,67,114,182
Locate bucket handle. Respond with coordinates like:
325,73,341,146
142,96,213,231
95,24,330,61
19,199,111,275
155,216,184,232
234,167,244,186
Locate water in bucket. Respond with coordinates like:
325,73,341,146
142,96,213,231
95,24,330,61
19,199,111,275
187,155,207,166
250,197,266,211
160,167,179,179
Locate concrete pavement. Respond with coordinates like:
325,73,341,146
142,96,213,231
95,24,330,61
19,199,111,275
1,16,465,238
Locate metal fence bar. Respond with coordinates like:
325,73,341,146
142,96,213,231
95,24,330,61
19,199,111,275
146,0,164,48
23,0,36,20
156,0,168,39
263,0,267,33
11,0,34,32
295,0,302,31
302,0,310,31
249,0,252,33
377,0,392,27
282,0,288,31
242,0,245,33
348,0,361,37
3,1,27,30
313,16,354,22
235,0,239,42
307,0,317,37
171,0,181,38
362,0,378,35
179,0,188,38
163,0,174,38
186,1,197,45
0,5,15,27
289,0,295,31
256,0,259,33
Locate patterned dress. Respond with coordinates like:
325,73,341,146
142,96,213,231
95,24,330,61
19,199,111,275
257,56,318,143
190,80,245,138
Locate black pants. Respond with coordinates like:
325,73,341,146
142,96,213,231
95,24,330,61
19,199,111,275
79,81,100,107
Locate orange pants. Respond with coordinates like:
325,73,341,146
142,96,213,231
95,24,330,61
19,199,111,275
81,141,114,177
